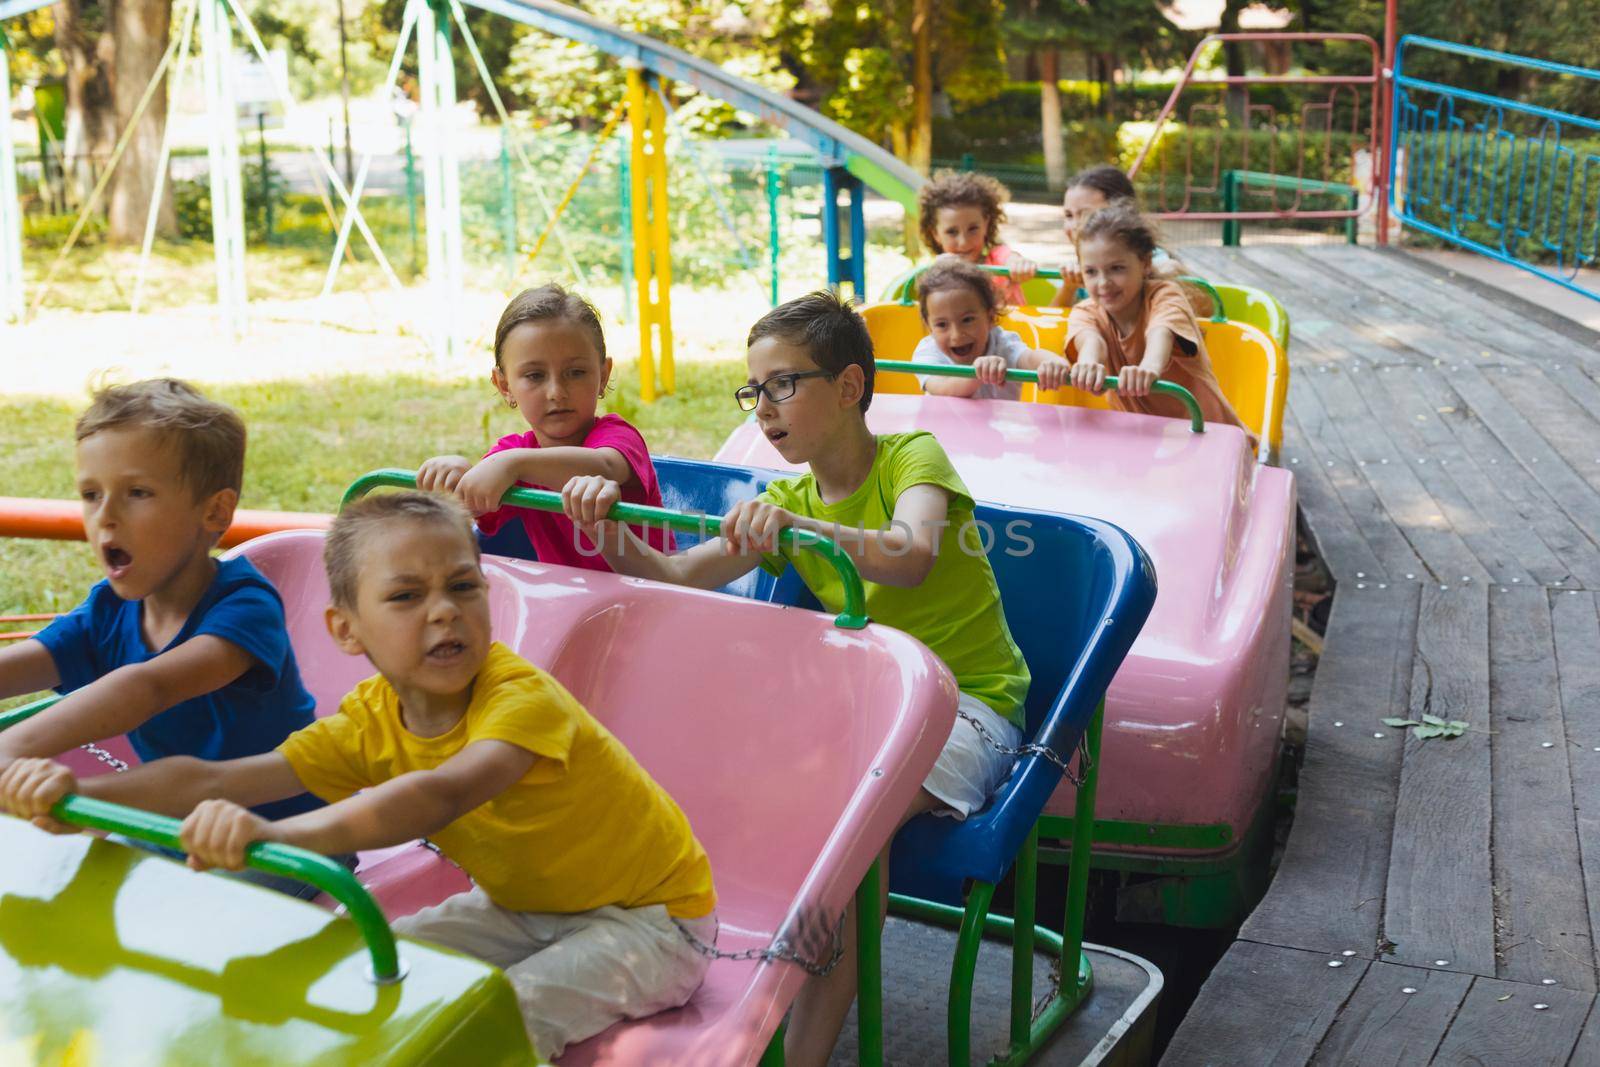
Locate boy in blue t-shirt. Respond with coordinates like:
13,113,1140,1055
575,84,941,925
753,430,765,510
0,380,322,880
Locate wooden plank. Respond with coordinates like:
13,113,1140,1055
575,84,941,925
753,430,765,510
1299,360,1491,584
1400,365,1600,589
1491,587,1596,991
1282,403,1388,582
1487,363,1600,498
1241,247,1419,366
1429,977,1591,1066
1361,363,1542,583
1552,591,1600,982
1325,245,1600,371
1566,998,1600,1065
1308,961,1472,1067
1291,369,1429,582
1241,584,1419,954
1446,363,1600,553
1161,941,1366,1067
1306,246,1544,367
1384,583,1496,976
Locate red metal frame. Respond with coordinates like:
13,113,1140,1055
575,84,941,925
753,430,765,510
0,497,328,547
1127,32,1384,224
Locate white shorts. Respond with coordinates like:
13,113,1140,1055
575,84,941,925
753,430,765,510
393,887,715,1060
921,691,1023,819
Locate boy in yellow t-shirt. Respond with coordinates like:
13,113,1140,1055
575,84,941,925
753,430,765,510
0,492,716,1061
562,289,1030,1067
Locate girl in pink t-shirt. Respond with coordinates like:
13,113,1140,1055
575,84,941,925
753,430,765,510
418,284,672,571
917,169,1037,306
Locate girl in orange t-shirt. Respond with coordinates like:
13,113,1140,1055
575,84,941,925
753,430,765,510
1065,204,1256,449
917,170,1038,306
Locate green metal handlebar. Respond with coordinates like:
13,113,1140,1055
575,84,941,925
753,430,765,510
978,263,1065,280
48,793,404,983
1175,275,1228,323
341,469,871,630
0,694,60,733
876,360,1205,434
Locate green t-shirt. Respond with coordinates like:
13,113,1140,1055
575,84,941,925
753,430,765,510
758,431,1031,725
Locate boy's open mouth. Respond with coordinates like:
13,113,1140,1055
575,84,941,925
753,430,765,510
950,342,977,359
426,638,466,664
102,544,132,579
764,428,788,444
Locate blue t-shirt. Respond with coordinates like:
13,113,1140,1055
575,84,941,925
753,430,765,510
35,556,321,821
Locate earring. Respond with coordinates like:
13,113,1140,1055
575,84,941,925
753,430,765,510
507,397,518,409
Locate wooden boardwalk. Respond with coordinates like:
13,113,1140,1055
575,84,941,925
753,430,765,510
1162,245,1600,1067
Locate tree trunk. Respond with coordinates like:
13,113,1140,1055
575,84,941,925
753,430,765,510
909,0,933,176
1221,0,1248,125
1039,48,1065,192
108,0,176,243
55,0,119,208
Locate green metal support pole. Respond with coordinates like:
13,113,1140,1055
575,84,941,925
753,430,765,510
418,0,464,360
766,143,780,307
948,879,998,1067
499,125,516,285
256,112,272,243
618,139,634,325
200,0,248,336
856,859,884,1067
403,118,420,276
0,28,25,323
1346,186,1358,245
1061,701,1105,999
1222,170,1240,247
759,1023,786,1066
1008,825,1039,1051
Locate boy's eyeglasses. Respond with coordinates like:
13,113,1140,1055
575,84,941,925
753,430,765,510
733,370,836,412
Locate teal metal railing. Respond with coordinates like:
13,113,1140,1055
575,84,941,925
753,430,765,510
1393,35,1600,303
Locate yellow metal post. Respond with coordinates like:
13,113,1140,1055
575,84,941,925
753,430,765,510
626,67,673,401
647,78,674,395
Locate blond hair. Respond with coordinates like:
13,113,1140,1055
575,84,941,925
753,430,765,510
75,378,246,501
325,492,479,609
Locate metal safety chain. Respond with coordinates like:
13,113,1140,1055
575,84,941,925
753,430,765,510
675,912,847,978
957,709,1093,787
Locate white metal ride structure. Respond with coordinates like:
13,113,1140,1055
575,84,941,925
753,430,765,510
0,0,921,358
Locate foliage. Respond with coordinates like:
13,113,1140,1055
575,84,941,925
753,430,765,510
755,0,1008,152
502,0,789,137
1382,715,1469,740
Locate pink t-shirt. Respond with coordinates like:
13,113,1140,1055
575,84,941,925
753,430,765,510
983,245,1027,306
475,414,675,572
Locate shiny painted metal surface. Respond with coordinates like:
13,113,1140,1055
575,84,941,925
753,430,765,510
236,531,957,1064
716,395,1296,853
0,817,535,1066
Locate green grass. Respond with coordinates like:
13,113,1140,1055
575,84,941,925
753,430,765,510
0,360,748,619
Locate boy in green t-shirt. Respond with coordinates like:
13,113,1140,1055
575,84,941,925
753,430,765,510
562,289,1030,1067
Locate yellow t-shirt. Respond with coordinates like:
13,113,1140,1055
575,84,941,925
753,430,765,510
278,643,716,919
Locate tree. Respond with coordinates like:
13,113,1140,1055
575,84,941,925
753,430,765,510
55,0,118,207
1004,0,1075,191
758,0,1008,175
51,0,176,242
106,0,175,242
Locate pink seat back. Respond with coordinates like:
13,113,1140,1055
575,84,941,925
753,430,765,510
231,531,956,1064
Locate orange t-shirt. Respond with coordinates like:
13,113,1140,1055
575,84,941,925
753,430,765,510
1067,278,1254,448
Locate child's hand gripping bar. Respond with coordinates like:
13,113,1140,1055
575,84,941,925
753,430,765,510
875,361,1207,434
45,793,405,984
342,470,872,630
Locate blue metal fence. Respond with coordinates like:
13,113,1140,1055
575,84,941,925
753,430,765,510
1391,35,1600,302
